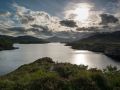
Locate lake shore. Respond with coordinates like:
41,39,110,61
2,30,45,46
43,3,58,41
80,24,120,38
67,42,120,62
0,43,119,76
66,31,120,62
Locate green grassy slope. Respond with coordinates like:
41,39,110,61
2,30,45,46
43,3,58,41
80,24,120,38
0,57,120,90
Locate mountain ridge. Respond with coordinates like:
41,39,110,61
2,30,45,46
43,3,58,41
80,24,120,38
67,31,120,61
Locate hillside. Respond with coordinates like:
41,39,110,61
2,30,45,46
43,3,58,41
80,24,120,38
13,36,48,44
0,35,15,51
0,39,14,51
0,35,49,44
0,35,49,50
67,31,120,61
46,36,74,43
0,57,119,90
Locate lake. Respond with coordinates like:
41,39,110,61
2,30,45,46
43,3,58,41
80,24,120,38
0,43,120,75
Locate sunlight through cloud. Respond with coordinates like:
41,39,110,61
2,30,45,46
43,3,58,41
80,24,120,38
74,3,91,22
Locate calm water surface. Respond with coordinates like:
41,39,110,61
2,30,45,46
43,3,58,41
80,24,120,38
0,43,120,75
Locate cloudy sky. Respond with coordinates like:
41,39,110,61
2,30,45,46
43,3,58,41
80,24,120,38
0,0,120,36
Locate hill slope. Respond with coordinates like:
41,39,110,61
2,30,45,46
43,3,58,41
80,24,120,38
0,35,49,50
0,57,120,90
46,36,74,43
0,35,15,50
67,31,120,61
13,36,48,44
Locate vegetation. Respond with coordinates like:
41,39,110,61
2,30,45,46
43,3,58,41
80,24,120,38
0,57,120,90
67,31,120,61
0,38,14,51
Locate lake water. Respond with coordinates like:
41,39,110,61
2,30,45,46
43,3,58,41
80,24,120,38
0,43,120,75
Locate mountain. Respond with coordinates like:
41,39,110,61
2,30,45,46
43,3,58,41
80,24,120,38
13,36,49,44
0,35,14,40
46,36,74,43
0,35,49,50
0,35,49,44
79,31,120,43
46,31,93,43
67,31,120,61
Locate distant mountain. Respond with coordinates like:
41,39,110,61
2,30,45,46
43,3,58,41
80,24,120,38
0,35,49,44
0,35,49,50
13,36,48,44
46,36,74,43
1,26,94,43
79,31,120,43
67,31,120,61
46,32,93,43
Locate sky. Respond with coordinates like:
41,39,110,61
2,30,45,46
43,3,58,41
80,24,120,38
0,0,120,36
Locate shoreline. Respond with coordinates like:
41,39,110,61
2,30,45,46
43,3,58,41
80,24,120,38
66,43,120,62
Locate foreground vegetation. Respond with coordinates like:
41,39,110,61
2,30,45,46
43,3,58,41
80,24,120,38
0,57,120,90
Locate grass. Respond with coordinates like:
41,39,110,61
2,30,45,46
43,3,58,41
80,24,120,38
0,57,120,90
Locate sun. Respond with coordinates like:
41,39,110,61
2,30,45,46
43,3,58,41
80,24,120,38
65,3,94,27
74,3,91,22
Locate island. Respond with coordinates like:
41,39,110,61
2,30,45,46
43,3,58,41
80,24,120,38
0,57,119,90
67,31,120,61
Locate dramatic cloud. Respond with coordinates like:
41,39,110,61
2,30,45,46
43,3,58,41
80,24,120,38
63,2,102,27
0,0,120,36
0,11,15,30
13,3,53,28
0,3,75,36
100,14,119,25
63,0,120,27
60,20,77,27
12,3,75,32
